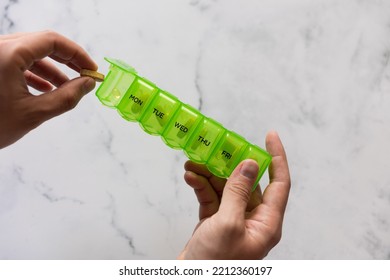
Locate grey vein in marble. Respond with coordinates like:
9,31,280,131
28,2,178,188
0,0,17,34
105,192,144,257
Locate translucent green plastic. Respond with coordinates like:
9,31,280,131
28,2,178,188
96,58,272,190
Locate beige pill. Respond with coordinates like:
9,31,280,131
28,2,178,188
80,69,105,82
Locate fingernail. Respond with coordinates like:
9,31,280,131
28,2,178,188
240,160,259,179
82,77,96,94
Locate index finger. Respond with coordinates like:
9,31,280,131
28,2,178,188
262,131,291,215
184,161,227,196
10,30,97,71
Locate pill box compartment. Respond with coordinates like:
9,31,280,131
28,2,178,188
184,118,225,163
206,131,249,178
162,104,203,149
139,91,180,135
117,78,158,121
96,66,136,108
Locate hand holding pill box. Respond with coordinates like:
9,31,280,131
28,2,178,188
95,58,272,190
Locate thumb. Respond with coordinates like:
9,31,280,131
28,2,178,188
218,159,259,220
34,77,96,122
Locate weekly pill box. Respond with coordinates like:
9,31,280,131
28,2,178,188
96,58,272,190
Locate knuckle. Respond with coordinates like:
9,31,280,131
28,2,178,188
264,220,283,247
62,92,79,111
0,41,19,67
0,38,37,70
286,177,292,188
40,29,58,39
268,228,282,246
227,180,251,201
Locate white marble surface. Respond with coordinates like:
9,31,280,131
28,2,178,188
1,0,390,259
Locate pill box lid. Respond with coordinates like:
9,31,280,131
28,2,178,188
104,57,137,74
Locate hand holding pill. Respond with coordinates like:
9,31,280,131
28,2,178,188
0,30,97,148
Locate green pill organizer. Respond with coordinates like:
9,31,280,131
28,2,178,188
96,57,272,190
